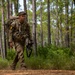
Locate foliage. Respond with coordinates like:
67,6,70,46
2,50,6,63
6,49,16,60
25,56,45,69
0,45,75,70
25,45,75,70
0,57,8,69
26,45,75,70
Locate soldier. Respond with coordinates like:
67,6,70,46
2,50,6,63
9,11,32,70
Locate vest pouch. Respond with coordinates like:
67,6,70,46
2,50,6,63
12,32,24,42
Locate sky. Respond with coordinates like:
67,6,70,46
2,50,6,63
19,0,24,11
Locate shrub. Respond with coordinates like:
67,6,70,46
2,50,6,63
25,56,46,69
37,46,49,59
6,49,16,60
1,45,75,70
36,45,75,70
0,57,8,69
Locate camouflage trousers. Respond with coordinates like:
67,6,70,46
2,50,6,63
11,42,26,70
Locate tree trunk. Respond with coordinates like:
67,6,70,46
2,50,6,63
56,0,59,46
0,33,3,58
40,0,43,47
14,0,18,15
65,0,69,47
59,15,63,47
32,0,37,56
1,0,6,59
7,0,12,19
23,0,28,21
70,1,73,46
47,0,51,45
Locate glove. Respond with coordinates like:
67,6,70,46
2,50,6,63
9,41,14,48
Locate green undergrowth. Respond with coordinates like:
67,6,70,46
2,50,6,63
1,45,75,70
0,57,8,69
25,45,75,70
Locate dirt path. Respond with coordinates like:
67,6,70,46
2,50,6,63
0,70,75,75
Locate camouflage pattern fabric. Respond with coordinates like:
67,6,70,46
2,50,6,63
9,19,32,70
9,19,31,42
11,42,26,70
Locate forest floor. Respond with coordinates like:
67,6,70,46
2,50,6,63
0,70,75,75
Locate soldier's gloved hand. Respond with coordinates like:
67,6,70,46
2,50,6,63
29,40,33,46
9,41,14,48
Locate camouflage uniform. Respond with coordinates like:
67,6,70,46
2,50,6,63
9,13,32,70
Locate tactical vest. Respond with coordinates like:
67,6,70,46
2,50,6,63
11,19,28,42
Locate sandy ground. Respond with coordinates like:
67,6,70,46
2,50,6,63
0,70,75,75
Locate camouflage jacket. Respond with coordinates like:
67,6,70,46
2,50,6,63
9,19,32,42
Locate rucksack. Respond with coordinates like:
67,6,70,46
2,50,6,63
5,16,19,33
5,16,28,42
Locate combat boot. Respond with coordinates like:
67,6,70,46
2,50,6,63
10,64,16,70
20,63,27,70
20,66,27,70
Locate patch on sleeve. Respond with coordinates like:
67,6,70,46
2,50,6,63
10,26,13,30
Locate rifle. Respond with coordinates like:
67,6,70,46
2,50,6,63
26,42,33,57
